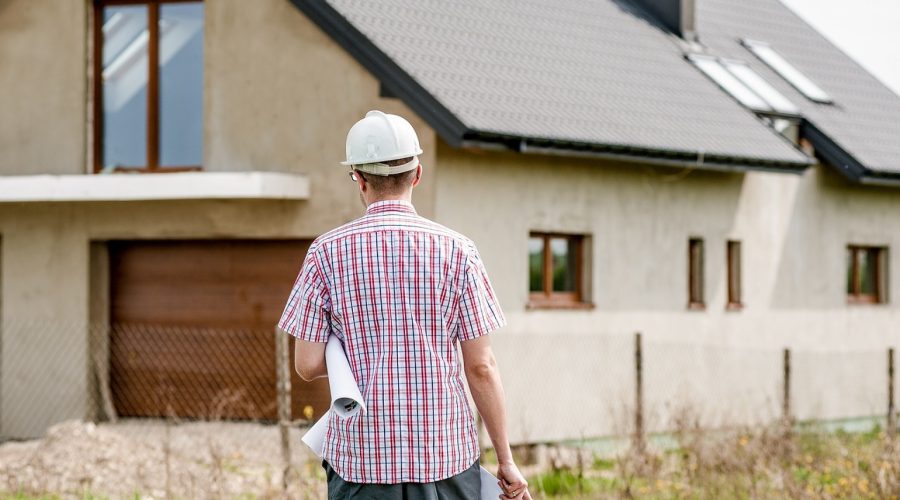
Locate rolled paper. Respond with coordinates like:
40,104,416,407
324,335,366,417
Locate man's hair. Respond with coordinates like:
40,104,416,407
355,157,418,195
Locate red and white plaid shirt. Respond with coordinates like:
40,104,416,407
278,199,505,484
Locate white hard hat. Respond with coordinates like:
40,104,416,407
341,110,423,176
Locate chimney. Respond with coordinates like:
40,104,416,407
632,0,697,40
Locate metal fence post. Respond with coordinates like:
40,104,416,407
782,348,791,430
633,332,645,454
275,326,292,491
889,348,896,436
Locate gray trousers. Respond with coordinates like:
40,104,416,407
322,459,481,499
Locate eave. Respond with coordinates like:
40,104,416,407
803,122,900,187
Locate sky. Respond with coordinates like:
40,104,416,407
779,0,900,97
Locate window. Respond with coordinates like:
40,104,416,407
688,55,770,112
847,246,888,304
687,54,800,116
721,60,799,115
727,240,742,309
94,0,204,173
741,39,833,104
528,233,588,308
688,238,704,309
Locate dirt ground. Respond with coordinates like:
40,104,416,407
0,419,328,499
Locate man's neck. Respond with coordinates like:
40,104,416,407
365,193,413,206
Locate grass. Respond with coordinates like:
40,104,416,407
528,422,900,499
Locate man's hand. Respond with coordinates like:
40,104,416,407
497,462,531,500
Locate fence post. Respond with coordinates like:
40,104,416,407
275,326,293,491
889,348,896,436
633,332,645,454
782,348,791,431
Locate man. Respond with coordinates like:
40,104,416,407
278,110,531,500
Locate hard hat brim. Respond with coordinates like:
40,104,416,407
350,157,420,176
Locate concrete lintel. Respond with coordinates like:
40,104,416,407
0,171,311,202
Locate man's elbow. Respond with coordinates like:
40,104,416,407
465,357,498,382
295,360,321,382
294,341,327,381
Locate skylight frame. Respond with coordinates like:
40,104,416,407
741,39,833,104
687,54,772,113
720,59,801,116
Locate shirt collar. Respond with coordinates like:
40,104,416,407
365,199,417,215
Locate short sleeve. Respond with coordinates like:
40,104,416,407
277,246,332,343
457,244,506,341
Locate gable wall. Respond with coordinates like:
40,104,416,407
0,0,87,175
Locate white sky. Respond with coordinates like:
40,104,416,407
778,0,900,97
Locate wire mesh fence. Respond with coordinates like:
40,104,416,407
1,319,897,497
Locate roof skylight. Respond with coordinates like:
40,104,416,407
741,39,833,104
688,54,771,112
687,54,800,116
722,60,800,115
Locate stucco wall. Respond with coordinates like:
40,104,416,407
435,145,900,442
0,207,91,438
0,0,86,175
204,0,437,226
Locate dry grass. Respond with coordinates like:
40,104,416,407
528,417,900,499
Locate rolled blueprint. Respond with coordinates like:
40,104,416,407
324,336,366,417
300,410,329,457
301,335,503,499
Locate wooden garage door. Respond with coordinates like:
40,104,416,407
109,240,330,421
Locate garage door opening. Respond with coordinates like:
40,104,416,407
108,240,329,421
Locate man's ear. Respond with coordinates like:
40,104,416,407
355,171,367,192
412,164,422,187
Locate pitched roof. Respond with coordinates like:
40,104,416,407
293,0,900,181
698,0,900,184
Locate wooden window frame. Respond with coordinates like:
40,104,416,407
726,240,743,310
527,232,590,310
847,245,888,305
688,237,705,310
92,0,204,174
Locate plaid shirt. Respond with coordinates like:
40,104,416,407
278,200,505,483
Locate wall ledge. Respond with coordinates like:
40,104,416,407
0,171,310,202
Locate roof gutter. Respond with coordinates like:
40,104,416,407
462,134,811,173
859,173,900,188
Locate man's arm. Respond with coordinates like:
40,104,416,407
294,338,327,381
278,245,331,381
461,335,531,500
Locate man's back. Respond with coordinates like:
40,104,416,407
279,199,505,483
